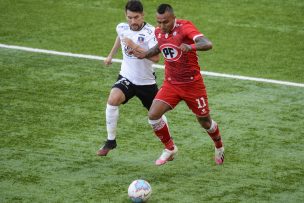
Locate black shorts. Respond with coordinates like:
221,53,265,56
112,75,158,110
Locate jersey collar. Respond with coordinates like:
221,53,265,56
138,22,146,31
171,19,177,32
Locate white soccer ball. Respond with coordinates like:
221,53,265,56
128,179,152,202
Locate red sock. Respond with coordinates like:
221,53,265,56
149,118,174,150
207,121,223,148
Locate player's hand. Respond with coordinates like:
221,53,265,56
104,56,112,66
126,49,145,59
122,37,137,50
131,49,146,59
179,43,192,52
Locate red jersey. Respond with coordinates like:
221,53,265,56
155,19,204,84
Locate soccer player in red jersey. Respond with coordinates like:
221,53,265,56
125,4,224,166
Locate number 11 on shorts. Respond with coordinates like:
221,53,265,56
196,97,206,109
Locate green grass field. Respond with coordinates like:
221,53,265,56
1,0,304,202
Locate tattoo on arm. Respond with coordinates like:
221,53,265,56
145,44,161,58
194,36,213,51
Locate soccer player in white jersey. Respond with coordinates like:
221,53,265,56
97,0,162,156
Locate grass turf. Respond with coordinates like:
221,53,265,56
1,49,303,202
1,0,304,202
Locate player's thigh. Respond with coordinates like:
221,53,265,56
108,76,136,105
136,84,158,110
107,88,126,105
154,81,181,110
148,99,172,120
183,82,210,117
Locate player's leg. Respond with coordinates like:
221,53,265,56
106,88,125,138
148,82,180,165
196,115,223,149
136,83,169,126
97,76,135,156
136,83,172,148
148,99,173,148
183,78,224,164
196,115,224,164
149,99,178,165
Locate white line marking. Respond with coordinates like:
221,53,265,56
1,43,303,87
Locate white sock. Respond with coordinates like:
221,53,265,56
161,115,168,124
106,104,119,140
207,120,217,133
148,118,164,131
148,115,168,132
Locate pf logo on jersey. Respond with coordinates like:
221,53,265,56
159,43,182,62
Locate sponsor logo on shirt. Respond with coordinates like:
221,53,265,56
159,43,182,62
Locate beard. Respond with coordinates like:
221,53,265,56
130,24,141,31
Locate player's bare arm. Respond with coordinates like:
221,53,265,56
145,44,161,58
123,37,160,62
125,44,159,59
179,36,212,52
129,44,160,59
104,36,121,66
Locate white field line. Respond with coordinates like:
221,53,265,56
1,43,303,88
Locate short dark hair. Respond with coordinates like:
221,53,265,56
125,0,143,13
157,4,174,14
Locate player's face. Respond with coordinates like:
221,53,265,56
156,12,175,33
126,10,144,31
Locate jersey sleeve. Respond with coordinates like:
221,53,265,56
116,24,121,37
146,26,158,49
147,35,157,49
116,23,128,38
183,21,204,42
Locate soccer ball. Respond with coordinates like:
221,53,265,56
128,179,152,202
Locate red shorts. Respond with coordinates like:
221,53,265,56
155,77,210,117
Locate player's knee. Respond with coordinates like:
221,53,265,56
107,94,125,106
107,88,125,105
107,97,123,106
201,122,211,130
197,116,212,129
148,111,162,120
